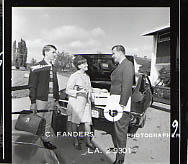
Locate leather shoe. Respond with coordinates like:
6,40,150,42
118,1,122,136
43,141,56,150
86,143,96,150
113,158,124,164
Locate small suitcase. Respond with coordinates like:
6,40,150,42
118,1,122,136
51,110,68,136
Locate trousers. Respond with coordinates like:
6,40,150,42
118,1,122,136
36,97,55,140
111,112,131,160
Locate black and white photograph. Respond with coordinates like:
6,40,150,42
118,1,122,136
9,6,174,164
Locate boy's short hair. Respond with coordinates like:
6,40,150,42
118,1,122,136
42,45,57,56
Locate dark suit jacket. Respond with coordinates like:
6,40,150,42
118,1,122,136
28,59,59,104
110,58,135,106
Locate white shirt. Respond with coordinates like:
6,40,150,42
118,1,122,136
119,57,126,65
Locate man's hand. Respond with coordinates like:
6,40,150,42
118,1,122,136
30,103,37,113
54,101,62,112
54,101,61,109
54,101,67,115
54,101,71,115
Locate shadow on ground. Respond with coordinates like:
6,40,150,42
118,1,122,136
50,121,113,164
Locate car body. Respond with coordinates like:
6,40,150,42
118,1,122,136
59,54,153,134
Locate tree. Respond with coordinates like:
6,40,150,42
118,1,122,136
54,51,73,72
158,66,170,87
30,58,37,66
15,58,19,69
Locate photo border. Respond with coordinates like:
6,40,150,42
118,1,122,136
3,0,181,163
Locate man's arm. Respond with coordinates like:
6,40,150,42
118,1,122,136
28,69,39,108
120,62,134,106
53,71,60,102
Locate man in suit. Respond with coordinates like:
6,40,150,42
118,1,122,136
110,45,135,164
28,44,60,150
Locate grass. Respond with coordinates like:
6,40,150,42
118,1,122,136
12,70,30,98
12,69,73,98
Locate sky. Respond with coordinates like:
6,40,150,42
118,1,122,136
12,7,170,62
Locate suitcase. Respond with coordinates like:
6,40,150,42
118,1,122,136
51,110,68,136
15,113,46,136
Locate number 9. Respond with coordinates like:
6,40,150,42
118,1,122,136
172,120,178,138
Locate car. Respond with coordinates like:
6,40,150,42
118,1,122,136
12,126,60,164
12,96,62,164
58,54,153,135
